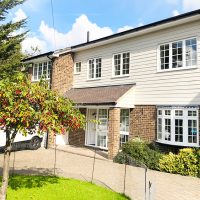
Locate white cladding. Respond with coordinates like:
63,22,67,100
73,20,200,105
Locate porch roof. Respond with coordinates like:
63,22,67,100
64,84,135,105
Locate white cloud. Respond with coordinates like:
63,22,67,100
21,36,47,54
13,8,27,22
172,9,180,16
138,22,144,27
182,0,200,12
117,25,133,33
37,14,113,50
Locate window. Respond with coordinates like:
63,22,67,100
120,109,130,146
33,61,52,81
88,58,101,79
113,52,130,76
159,38,197,71
157,107,199,146
75,62,81,74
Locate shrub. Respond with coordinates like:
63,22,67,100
159,148,200,177
114,139,163,170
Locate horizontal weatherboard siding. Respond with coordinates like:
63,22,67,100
73,20,200,105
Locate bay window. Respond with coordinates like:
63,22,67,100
157,107,199,146
159,38,197,71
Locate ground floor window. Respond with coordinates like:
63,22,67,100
120,109,130,146
157,107,199,146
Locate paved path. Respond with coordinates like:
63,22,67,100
0,146,200,200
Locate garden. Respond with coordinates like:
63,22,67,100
0,175,130,200
114,138,200,178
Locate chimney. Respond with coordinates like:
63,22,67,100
87,31,90,43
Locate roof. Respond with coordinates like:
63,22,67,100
22,51,54,62
65,84,135,105
71,9,200,51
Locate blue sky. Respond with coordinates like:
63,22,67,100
9,0,200,53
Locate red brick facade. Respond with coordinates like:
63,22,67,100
68,108,86,146
129,105,157,142
51,52,74,95
108,108,120,159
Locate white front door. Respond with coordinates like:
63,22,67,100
86,108,108,149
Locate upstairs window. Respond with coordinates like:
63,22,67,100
159,38,197,71
88,58,101,79
74,62,81,74
113,52,130,76
33,61,52,81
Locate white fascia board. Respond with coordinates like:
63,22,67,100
72,15,200,52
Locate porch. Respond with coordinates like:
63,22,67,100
64,84,135,159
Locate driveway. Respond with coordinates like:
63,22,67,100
0,146,200,200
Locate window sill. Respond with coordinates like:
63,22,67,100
157,66,197,73
32,79,50,82
111,75,130,79
74,72,81,75
86,78,101,81
156,140,199,147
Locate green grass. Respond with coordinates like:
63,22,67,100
0,175,130,200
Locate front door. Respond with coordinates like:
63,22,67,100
86,108,108,149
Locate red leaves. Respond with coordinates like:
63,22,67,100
15,89,21,95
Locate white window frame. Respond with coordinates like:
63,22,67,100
157,107,199,147
74,62,81,74
157,37,197,72
87,58,102,80
112,52,130,77
32,61,52,81
120,109,130,146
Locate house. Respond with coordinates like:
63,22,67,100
24,9,200,159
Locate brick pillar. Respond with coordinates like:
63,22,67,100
27,64,33,81
108,108,120,160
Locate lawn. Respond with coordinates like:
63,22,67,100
0,175,130,200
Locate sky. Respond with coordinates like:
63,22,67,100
8,0,200,54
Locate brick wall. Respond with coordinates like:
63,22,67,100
68,108,86,146
51,52,74,95
108,108,120,159
129,105,156,142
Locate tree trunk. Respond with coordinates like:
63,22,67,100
0,129,15,200
0,148,11,200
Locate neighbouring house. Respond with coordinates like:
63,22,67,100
24,9,200,159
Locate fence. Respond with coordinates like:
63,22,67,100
0,145,200,200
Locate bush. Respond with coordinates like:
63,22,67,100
159,148,200,177
114,139,163,170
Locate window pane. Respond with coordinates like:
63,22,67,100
76,62,81,73
157,118,162,139
38,63,43,79
96,58,101,78
89,59,94,79
186,38,197,67
188,110,197,116
175,119,183,142
165,110,171,116
175,110,183,116
164,118,171,141
160,44,169,70
172,41,183,68
120,109,130,133
43,62,47,78
33,64,38,80
122,53,130,75
120,135,129,147
188,120,197,143
114,54,121,76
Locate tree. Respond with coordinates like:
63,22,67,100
0,74,86,200
0,0,27,79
